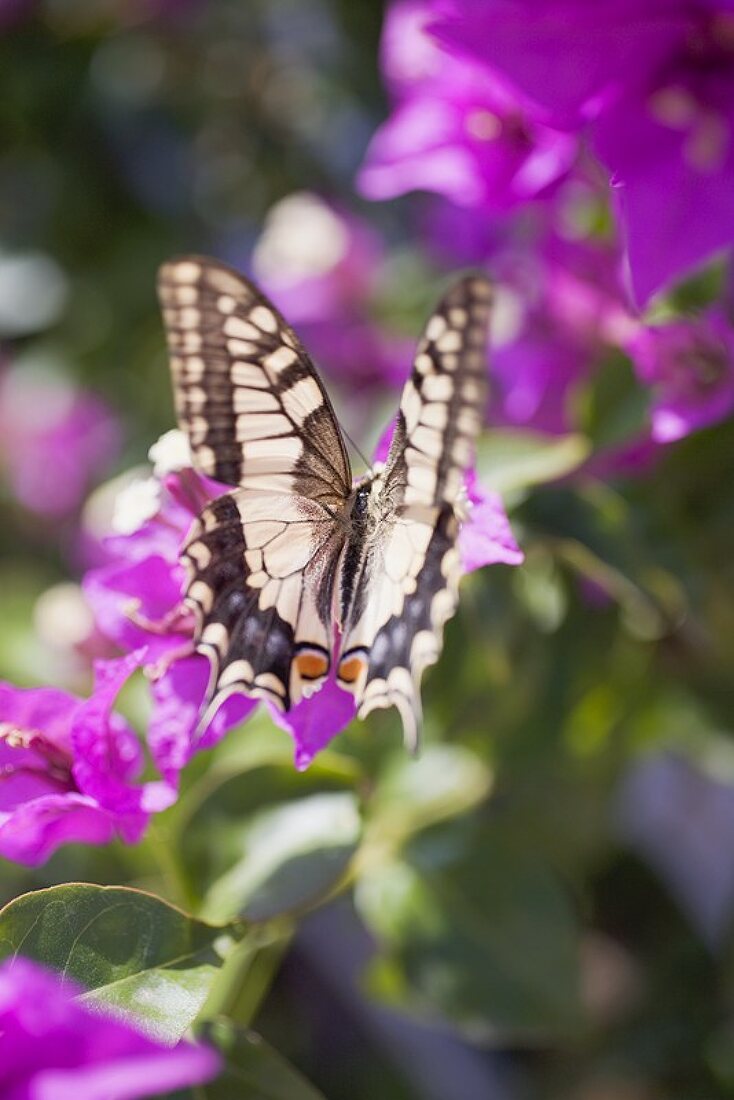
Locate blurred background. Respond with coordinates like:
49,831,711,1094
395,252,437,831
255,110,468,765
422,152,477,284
2,2,734,1098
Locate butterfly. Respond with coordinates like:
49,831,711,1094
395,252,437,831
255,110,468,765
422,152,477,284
157,256,492,749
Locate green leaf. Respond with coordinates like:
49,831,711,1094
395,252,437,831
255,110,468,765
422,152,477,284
368,745,493,843
201,791,361,924
355,830,580,1038
476,429,590,495
174,1020,326,1099
177,759,362,922
0,883,234,1043
521,483,686,639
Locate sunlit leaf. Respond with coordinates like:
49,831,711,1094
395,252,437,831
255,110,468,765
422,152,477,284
476,429,590,494
201,792,361,924
177,759,362,922
0,883,235,1043
368,744,493,842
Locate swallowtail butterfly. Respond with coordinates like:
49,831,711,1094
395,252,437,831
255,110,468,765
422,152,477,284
157,257,492,748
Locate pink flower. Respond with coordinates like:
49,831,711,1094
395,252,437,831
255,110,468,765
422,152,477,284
437,0,734,303
250,192,412,393
626,307,734,442
461,473,525,572
0,663,173,866
358,0,577,210
0,364,122,520
492,235,636,434
0,958,220,1099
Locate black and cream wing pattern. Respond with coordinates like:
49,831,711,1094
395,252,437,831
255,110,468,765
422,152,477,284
157,255,492,747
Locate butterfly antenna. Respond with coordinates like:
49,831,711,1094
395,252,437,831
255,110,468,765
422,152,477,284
341,427,372,473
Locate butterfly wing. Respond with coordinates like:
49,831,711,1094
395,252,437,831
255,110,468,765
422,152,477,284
338,275,493,746
382,273,492,509
183,490,344,715
157,256,353,714
157,255,351,505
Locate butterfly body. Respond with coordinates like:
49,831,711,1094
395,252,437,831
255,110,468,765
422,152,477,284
158,256,492,749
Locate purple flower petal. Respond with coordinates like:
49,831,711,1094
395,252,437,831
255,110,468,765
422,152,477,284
492,331,586,435
0,369,122,520
71,652,176,832
434,0,690,128
626,307,734,441
0,958,220,1099
83,555,187,656
461,476,525,570
0,682,126,865
0,664,177,865
148,653,257,785
0,793,117,867
594,91,734,304
435,0,734,301
271,674,358,771
359,73,576,210
0,682,78,752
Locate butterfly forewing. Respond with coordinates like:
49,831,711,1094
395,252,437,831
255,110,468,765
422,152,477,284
384,274,492,508
157,256,352,505
158,256,354,714
338,275,493,744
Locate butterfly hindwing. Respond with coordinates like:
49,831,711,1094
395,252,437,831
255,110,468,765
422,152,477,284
338,275,493,745
337,503,462,747
157,256,352,506
183,489,344,714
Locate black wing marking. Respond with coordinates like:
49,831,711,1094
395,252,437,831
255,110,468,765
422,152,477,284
157,255,352,507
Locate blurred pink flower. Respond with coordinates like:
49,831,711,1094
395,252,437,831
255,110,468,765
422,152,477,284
0,664,173,866
626,307,734,442
492,236,636,434
358,0,577,210
0,958,220,1099
251,193,411,392
461,472,525,571
437,0,734,303
0,365,121,520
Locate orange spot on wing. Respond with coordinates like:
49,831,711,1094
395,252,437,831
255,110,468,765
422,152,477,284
296,652,329,681
338,656,367,684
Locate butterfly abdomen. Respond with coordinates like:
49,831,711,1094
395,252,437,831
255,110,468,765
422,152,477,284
337,477,383,626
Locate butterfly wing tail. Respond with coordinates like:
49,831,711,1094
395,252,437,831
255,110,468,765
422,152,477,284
339,505,461,752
